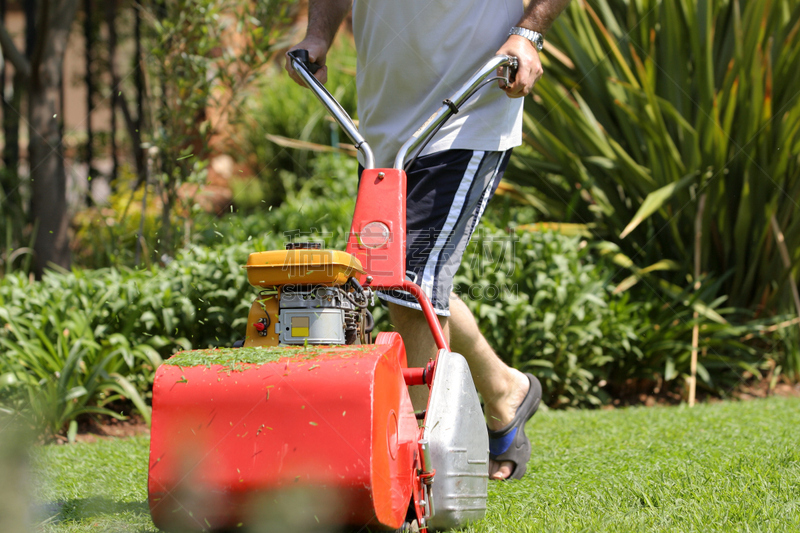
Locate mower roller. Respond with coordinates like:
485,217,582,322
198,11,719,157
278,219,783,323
148,53,519,532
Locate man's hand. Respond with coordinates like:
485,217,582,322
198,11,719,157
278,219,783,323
495,34,543,98
285,35,331,86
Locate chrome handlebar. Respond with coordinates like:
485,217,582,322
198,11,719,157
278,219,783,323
393,55,518,170
288,50,376,169
288,52,518,171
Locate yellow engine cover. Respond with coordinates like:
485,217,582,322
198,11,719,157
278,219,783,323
244,249,365,287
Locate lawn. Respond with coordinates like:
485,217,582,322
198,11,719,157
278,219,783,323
28,396,800,532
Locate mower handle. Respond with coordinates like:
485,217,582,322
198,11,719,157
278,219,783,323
393,55,519,170
288,49,376,169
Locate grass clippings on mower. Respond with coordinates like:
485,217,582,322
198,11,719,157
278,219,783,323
164,345,368,372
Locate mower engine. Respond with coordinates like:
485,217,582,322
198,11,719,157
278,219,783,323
240,246,374,349
278,281,373,345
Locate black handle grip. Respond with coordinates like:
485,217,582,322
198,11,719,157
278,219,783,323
288,49,322,74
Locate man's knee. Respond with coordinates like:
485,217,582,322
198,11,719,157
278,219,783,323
387,301,447,330
387,301,423,325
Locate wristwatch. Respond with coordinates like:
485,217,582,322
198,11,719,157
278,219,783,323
509,27,544,51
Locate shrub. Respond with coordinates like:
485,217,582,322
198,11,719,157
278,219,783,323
455,228,640,406
192,153,358,250
142,0,298,254
0,158,359,435
71,166,165,269
3,149,791,435
0,259,244,436
455,227,774,406
0,281,161,438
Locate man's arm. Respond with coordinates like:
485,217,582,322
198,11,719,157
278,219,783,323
496,0,571,98
285,0,351,86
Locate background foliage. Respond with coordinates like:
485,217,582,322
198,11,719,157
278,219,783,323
0,0,798,437
456,224,785,407
508,0,800,315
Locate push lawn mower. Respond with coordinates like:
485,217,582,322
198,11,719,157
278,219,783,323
148,52,519,532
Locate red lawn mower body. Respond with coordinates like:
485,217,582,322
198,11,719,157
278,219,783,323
148,334,418,530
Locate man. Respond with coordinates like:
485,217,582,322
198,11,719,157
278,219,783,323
286,0,570,480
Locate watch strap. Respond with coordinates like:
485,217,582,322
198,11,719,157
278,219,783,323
509,27,544,51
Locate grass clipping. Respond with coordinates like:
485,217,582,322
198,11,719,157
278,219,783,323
164,346,370,370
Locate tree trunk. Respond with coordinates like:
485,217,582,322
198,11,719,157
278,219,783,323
135,0,143,153
0,0,23,221
30,0,79,276
1,73,23,210
133,0,147,180
84,0,93,206
105,0,117,186
115,0,144,192
25,1,36,56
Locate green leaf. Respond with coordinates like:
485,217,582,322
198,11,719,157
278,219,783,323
665,357,677,381
67,420,78,444
64,386,88,402
620,173,698,239
110,373,152,426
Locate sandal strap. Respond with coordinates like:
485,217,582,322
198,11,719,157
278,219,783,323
489,427,518,456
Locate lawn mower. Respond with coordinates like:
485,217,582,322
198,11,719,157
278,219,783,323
148,52,519,532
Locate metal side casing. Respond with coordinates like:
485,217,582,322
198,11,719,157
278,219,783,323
423,349,489,530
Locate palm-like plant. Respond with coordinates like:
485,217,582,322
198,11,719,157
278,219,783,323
508,0,800,315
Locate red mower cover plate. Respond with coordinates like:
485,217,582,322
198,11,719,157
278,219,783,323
346,168,407,288
148,333,418,531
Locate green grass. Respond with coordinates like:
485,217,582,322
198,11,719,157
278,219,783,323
476,398,800,533
31,437,155,532
28,397,800,532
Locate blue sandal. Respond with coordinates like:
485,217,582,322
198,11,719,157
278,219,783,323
487,373,542,480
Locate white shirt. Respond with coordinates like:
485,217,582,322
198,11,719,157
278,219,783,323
352,0,525,168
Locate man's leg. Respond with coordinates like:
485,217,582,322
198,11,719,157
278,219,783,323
388,295,530,480
387,301,448,409
447,294,530,480
381,148,534,480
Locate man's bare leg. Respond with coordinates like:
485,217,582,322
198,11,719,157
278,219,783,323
388,294,530,480
387,301,450,410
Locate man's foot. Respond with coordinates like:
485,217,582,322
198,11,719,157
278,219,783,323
485,370,541,480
